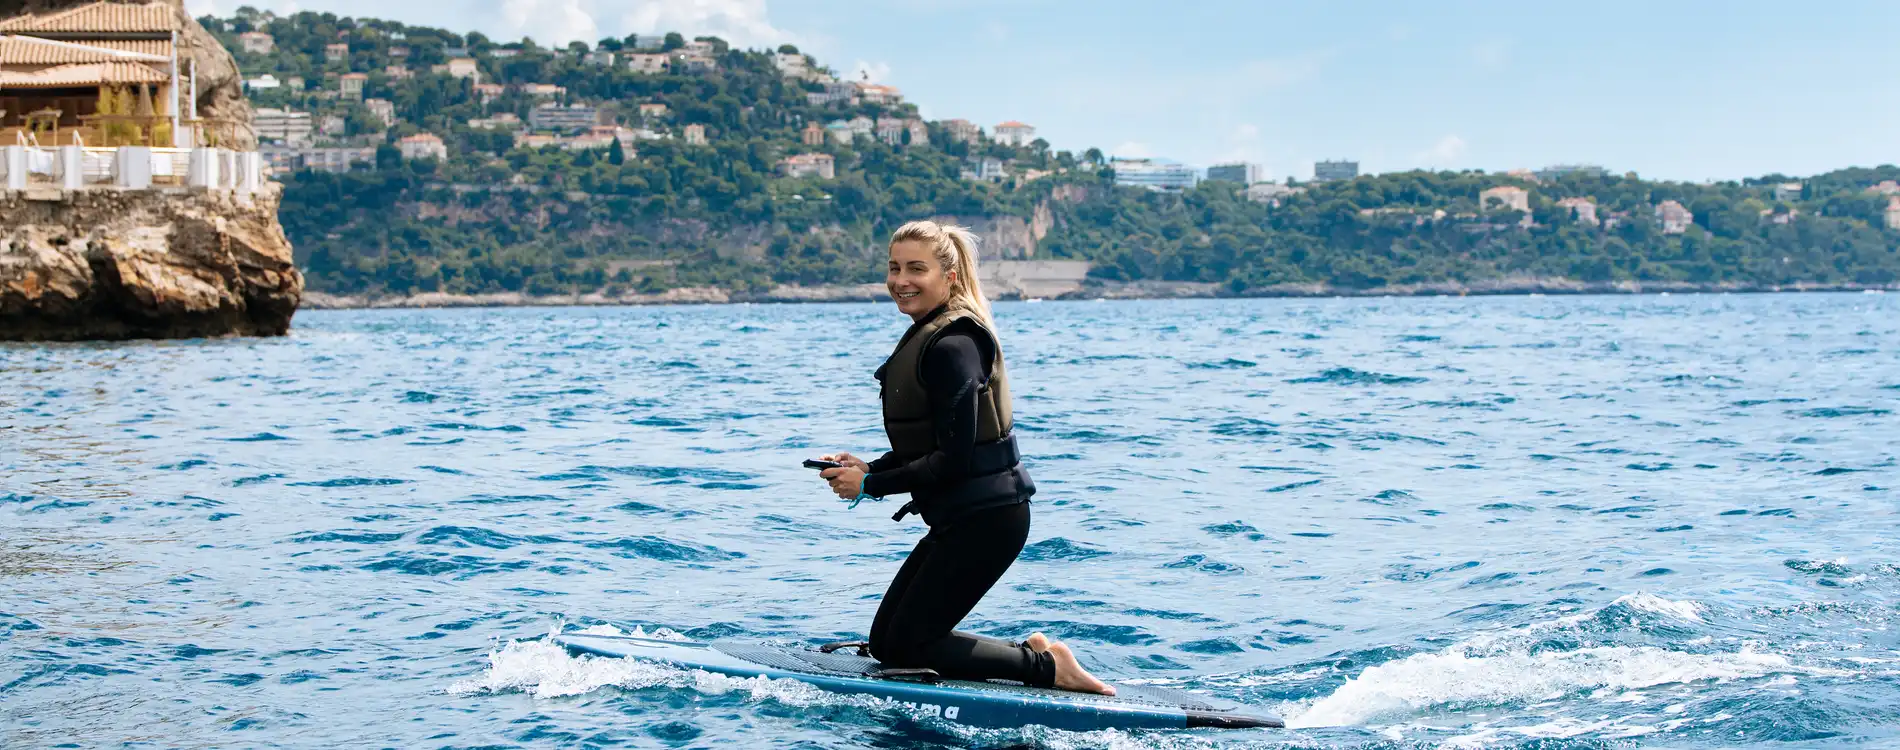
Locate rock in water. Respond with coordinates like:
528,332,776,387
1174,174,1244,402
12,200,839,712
0,187,303,341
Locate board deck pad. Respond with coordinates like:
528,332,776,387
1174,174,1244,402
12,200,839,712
555,631,1283,731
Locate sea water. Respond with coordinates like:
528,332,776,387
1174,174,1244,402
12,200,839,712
3,294,1897,748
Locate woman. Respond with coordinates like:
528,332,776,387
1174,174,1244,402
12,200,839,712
818,220,1114,696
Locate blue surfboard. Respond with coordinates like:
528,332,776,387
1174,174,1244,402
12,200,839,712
555,632,1283,731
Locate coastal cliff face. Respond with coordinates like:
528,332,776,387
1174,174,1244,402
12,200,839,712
0,187,302,340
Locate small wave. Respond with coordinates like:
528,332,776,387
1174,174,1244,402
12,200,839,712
1161,554,1243,575
1186,358,1256,369
582,536,743,563
1611,592,1705,622
287,477,409,488
1020,537,1110,562
1790,406,1891,418
1287,644,1803,727
1287,367,1427,386
221,432,291,442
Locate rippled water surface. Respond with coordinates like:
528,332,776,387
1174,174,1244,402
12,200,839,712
5,294,1899,748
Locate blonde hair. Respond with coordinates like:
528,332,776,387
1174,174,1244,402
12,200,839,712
889,220,992,327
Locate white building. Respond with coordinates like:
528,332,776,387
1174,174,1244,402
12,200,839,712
684,123,707,145
806,81,857,107
772,52,809,78
244,74,282,90
468,113,522,130
856,82,901,105
398,133,447,161
446,57,480,81
583,50,616,66
1112,158,1199,191
875,117,905,146
364,98,396,128
778,152,835,179
339,72,366,100
1656,200,1694,234
238,31,273,54
1480,185,1530,213
1773,182,1803,203
993,121,1036,147
529,104,598,132
1556,197,1600,226
1245,182,1301,205
962,156,1005,182
1206,162,1265,184
1887,197,1900,230
517,83,565,99
1533,164,1607,180
252,108,313,143
301,146,376,173
941,119,980,143
625,53,668,74
1313,159,1359,182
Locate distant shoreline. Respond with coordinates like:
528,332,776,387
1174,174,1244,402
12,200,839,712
300,278,1896,311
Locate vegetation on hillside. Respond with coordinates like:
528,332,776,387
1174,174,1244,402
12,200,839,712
208,9,1900,296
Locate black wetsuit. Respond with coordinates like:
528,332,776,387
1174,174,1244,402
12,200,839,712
859,316,1056,688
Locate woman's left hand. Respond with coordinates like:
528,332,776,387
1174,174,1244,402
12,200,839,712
820,467,865,500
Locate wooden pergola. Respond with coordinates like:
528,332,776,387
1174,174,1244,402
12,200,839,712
0,2,198,148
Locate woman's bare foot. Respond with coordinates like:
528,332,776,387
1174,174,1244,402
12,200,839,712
1024,632,1050,653
1045,640,1116,696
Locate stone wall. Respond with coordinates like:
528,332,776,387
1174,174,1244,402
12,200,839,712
0,185,302,340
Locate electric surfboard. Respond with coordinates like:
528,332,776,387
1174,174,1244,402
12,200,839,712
555,631,1283,731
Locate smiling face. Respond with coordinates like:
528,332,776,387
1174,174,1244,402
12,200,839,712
887,239,955,320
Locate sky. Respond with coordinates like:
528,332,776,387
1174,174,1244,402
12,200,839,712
185,0,1900,183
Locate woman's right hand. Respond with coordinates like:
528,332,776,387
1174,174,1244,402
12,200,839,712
821,452,870,472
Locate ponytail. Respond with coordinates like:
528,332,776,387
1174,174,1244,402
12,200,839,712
889,220,993,328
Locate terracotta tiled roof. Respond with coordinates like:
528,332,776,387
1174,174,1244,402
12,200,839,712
0,34,169,64
995,120,1031,129
0,60,169,87
81,38,171,57
0,1,177,33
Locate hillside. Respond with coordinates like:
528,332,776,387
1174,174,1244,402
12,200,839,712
204,10,1900,299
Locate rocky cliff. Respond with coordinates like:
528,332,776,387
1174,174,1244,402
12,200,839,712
0,186,302,340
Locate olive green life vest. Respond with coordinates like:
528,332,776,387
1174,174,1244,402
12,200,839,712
880,308,1012,453
876,306,1032,524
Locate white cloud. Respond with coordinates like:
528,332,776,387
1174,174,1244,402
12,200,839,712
1413,134,1468,168
851,59,892,83
1471,38,1512,67
499,0,599,47
617,0,791,49
1112,141,1152,159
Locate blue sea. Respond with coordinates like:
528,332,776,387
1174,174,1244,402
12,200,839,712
4,294,1898,749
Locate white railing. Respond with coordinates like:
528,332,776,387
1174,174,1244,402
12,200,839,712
0,145,265,193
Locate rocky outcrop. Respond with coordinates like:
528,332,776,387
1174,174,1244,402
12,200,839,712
0,186,302,340
929,204,1055,259
0,0,254,148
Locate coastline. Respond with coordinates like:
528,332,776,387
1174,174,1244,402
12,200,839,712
299,277,1896,310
